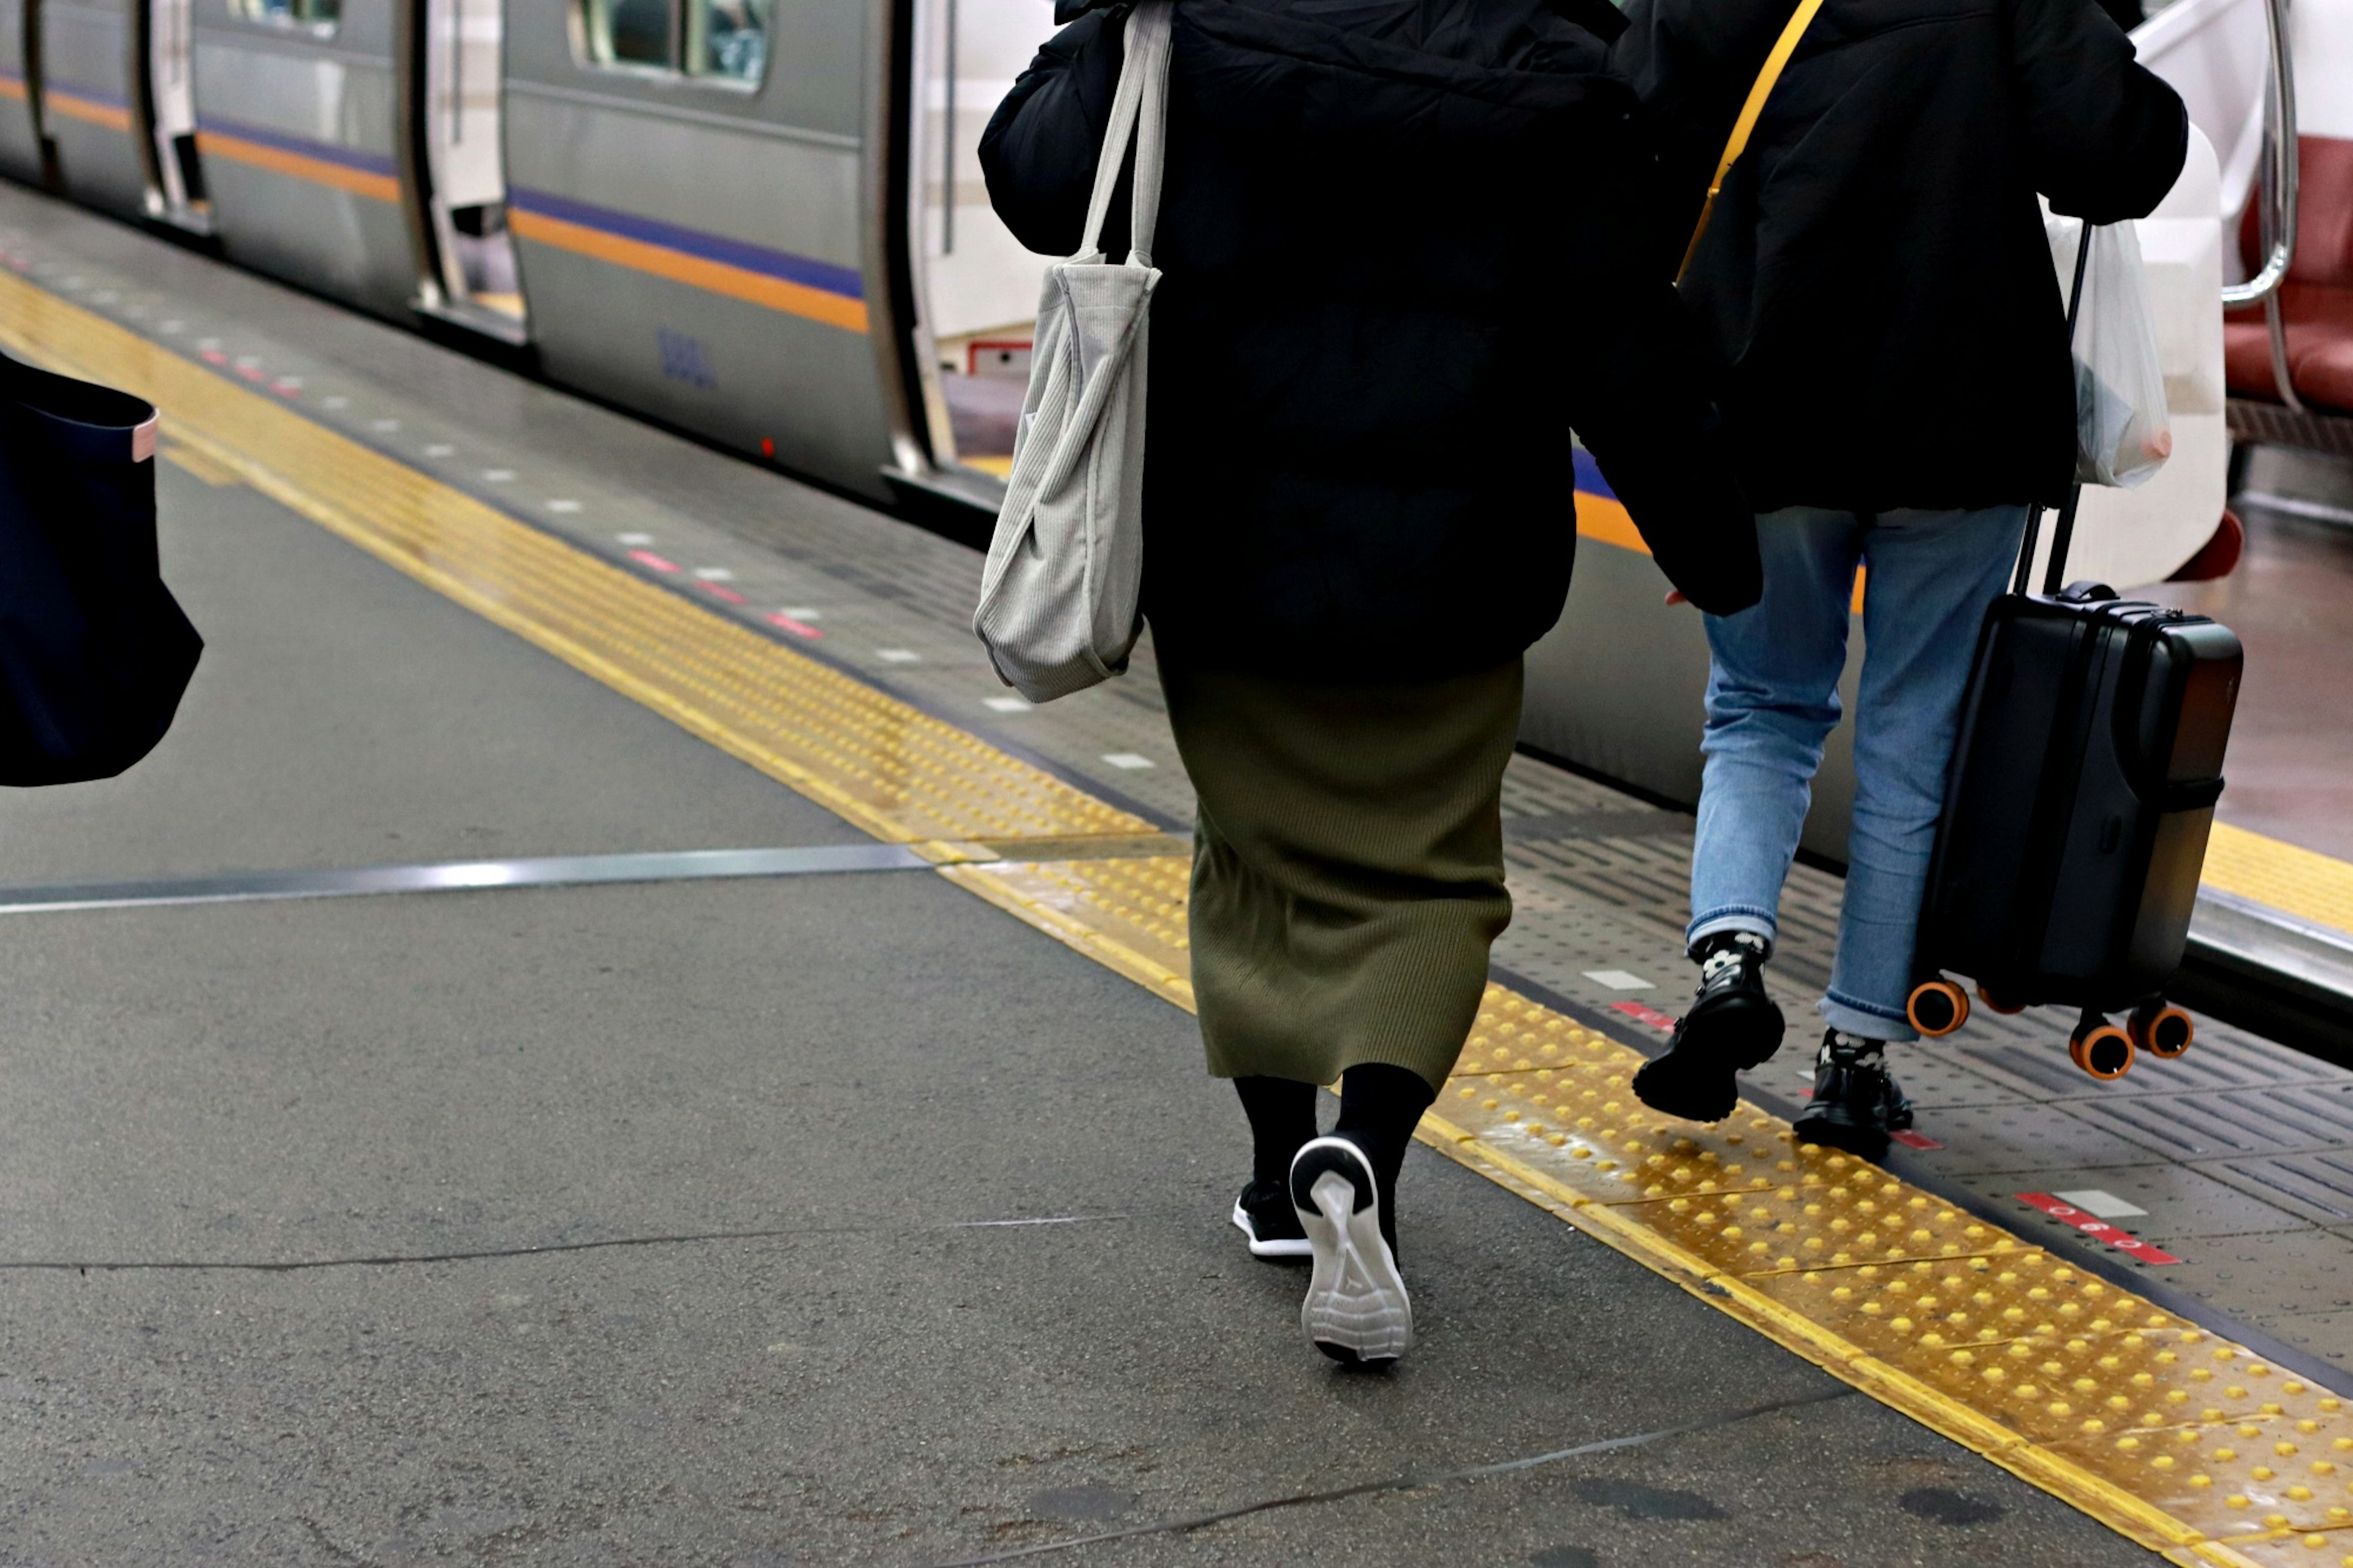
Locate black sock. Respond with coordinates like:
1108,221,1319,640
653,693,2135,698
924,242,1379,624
1233,1076,1319,1191
1334,1063,1438,1249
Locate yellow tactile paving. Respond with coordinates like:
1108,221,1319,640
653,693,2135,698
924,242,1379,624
2205,823,2353,941
942,855,1193,1009
0,273,1148,846
17,251,2347,1562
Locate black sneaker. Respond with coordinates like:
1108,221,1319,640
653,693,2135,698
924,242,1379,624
1632,931,1786,1122
1289,1136,1412,1366
1232,1178,1312,1261
1793,1030,1915,1161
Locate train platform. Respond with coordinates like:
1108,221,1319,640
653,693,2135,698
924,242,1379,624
1,181,2352,1567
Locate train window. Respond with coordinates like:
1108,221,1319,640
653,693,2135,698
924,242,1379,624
585,0,673,67
233,0,339,29
689,0,767,81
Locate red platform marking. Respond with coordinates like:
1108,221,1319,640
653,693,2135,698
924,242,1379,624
1610,1001,1678,1031
236,364,264,381
199,349,225,364
2015,1192,2180,1265
628,550,680,573
699,581,746,604
1890,1129,1944,1151
766,612,824,640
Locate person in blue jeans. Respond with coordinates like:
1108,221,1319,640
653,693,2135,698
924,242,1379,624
1613,0,2189,1153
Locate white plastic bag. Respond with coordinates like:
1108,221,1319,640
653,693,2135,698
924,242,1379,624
2048,218,2173,489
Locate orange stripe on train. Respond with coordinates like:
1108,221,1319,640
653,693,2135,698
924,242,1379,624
509,208,870,335
193,131,400,203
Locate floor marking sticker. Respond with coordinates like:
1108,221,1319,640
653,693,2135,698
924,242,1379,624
2015,1194,2181,1265
628,550,680,572
700,583,747,605
766,612,823,640
984,697,1031,713
2055,1189,2152,1219
1610,1000,1678,1031
1890,1130,1945,1151
1101,753,1155,770
1583,969,1654,991
877,649,920,664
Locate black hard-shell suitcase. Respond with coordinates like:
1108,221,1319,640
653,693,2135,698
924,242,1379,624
1903,222,2244,1081
1909,586,2241,1075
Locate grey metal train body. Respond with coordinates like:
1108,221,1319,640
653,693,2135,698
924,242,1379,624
0,0,2246,868
0,0,920,499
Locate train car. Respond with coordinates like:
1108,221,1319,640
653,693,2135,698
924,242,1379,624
0,0,2321,857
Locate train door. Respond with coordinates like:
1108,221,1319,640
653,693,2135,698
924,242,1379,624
136,0,207,229
902,0,1051,481
407,0,526,342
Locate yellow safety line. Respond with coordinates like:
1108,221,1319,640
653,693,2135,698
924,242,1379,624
2205,823,2353,941
6,257,2347,1564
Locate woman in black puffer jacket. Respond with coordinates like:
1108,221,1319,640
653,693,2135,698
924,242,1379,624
983,0,1758,1366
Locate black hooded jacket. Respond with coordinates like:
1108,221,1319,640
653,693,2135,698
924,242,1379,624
981,0,1760,680
1615,0,2188,512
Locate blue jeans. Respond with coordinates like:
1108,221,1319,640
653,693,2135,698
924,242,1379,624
1688,504,2028,1043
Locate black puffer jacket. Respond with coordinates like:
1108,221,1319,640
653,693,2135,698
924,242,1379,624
982,0,1759,680
1615,0,2188,512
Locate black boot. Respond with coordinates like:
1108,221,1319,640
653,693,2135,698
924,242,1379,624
1632,931,1786,1122
1792,1031,1915,1161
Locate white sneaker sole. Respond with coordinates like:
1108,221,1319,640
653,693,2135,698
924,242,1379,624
1230,1199,1313,1260
1290,1137,1412,1365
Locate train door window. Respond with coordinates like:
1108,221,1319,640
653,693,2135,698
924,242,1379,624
585,0,671,66
686,0,764,81
234,0,341,29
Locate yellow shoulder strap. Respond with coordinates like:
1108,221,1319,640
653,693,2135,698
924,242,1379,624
1677,0,1828,284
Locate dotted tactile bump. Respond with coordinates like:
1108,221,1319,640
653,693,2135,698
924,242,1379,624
940,855,1193,1009
0,276,1150,847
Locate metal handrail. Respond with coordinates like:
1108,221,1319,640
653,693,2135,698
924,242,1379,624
2221,0,2298,309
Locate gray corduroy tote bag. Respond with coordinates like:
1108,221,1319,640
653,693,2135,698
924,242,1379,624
971,0,1172,703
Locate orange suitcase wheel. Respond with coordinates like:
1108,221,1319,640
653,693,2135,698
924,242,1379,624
1976,983,2026,1016
1907,978,1969,1037
2129,1003,2194,1059
2070,1021,2135,1080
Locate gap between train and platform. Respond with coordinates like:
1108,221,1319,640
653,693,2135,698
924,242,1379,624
0,255,2346,1567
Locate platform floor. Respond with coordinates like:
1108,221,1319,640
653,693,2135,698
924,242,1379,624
0,181,2345,1565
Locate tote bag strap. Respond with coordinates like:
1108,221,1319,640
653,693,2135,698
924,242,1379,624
1077,0,1176,266
1677,0,1826,284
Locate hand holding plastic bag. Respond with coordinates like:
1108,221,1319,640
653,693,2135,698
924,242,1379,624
2047,218,2173,489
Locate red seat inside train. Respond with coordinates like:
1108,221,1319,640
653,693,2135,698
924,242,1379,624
2226,135,2353,413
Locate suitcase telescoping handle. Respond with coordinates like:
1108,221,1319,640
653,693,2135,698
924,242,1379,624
2011,223,2099,597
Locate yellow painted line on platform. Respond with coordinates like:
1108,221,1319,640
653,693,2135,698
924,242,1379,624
2,254,2340,1564
160,441,243,487
2205,823,2353,941
0,268,1146,845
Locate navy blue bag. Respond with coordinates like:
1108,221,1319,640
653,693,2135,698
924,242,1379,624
0,352,201,784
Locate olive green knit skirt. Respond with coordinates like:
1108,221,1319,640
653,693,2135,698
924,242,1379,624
1158,656,1522,1093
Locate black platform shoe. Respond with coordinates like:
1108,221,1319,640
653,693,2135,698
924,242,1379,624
1793,1031,1915,1161
1632,931,1786,1123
